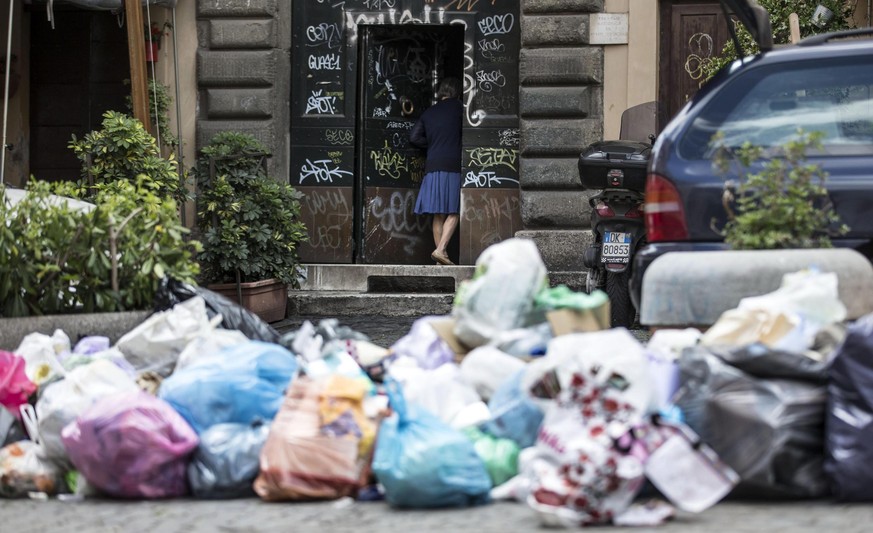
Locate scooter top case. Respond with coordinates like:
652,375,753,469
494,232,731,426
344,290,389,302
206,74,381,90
578,140,651,192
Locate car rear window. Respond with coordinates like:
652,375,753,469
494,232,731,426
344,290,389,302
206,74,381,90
680,55,873,159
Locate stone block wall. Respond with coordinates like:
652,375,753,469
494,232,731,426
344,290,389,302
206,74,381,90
516,0,603,285
196,0,291,178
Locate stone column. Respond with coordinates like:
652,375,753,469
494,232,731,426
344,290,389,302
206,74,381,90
196,0,291,180
516,0,603,289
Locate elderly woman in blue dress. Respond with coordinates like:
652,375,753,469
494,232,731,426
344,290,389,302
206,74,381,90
409,77,463,266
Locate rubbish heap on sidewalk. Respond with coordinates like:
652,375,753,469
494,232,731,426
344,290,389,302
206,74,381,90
2,237,870,526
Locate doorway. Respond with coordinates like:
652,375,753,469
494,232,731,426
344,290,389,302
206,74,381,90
29,8,131,182
355,24,464,265
659,1,730,124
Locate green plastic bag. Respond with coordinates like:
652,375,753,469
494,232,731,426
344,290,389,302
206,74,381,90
463,427,520,487
534,285,609,311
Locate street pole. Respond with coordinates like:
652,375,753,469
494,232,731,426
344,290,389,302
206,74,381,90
124,0,151,135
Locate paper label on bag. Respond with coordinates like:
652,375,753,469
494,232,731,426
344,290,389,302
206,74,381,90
644,432,739,513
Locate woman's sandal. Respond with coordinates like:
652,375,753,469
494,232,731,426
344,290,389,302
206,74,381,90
431,251,455,265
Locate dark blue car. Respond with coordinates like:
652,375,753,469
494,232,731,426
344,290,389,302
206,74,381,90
630,1,873,316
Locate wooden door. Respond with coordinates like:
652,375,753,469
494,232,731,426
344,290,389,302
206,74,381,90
30,10,131,182
659,1,730,125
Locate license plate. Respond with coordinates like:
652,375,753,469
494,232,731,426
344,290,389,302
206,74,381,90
602,231,632,264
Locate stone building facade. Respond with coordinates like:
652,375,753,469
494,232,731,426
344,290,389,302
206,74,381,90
195,0,606,283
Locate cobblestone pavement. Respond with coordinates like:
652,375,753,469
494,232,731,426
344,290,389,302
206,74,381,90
3,315,866,532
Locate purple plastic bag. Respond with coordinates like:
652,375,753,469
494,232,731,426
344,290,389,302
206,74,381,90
61,390,199,498
390,316,454,370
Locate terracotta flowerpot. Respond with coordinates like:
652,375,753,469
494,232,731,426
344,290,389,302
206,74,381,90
145,41,159,62
207,278,288,323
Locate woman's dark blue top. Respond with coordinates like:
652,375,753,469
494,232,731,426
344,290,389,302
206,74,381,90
409,98,462,174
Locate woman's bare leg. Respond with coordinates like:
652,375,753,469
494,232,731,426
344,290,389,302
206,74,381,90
435,214,459,255
432,214,445,248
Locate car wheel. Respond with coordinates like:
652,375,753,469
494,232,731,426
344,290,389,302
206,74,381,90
606,270,636,328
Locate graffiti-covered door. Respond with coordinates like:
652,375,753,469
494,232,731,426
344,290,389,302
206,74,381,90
357,25,464,264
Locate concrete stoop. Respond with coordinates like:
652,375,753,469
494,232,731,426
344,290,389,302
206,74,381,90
290,264,475,318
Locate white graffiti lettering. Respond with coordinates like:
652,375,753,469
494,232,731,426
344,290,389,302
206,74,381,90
476,69,506,93
363,0,396,8
299,159,353,184
305,90,337,115
370,191,429,233
463,170,519,188
305,23,343,49
478,14,514,36
498,128,520,147
308,53,341,71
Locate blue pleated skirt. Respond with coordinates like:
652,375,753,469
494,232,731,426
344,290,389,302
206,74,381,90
414,171,461,215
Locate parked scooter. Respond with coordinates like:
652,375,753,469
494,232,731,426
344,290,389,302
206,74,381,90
578,103,657,327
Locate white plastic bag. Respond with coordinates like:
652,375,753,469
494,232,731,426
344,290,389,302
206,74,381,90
35,359,140,465
175,329,250,371
702,270,847,352
523,328,656,415
452,239,549,348
391,364,482,428
116,296,221,369
14,329,70,385
459,346,527,402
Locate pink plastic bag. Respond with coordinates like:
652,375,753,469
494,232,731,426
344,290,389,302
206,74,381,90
0,351,37,419
61,390,199,498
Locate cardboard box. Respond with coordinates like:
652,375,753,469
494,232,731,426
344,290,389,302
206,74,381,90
546,304,610,336
429,316,472,362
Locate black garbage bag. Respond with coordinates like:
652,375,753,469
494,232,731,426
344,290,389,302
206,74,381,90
825,313,873,501
676,344,829,499
188,421,270,499
1,407,27,447
154,277,280,343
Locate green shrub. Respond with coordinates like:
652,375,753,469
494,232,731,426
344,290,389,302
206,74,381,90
69,110,186,204
0,179,200,317
194,132,307,287
712,130,848,250
125,78,180,151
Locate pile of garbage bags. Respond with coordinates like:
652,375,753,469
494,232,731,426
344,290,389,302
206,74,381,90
3,238,873,527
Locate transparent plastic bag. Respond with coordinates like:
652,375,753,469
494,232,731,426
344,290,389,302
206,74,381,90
0,440,66,498
189,421,270,499
452,239,549,348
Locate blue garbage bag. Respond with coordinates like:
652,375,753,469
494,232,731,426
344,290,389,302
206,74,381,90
159,341,298,434
481,369,544,449
372,379,491,508
188,421,271,499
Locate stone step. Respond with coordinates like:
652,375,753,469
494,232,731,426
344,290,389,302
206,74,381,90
298,264,475,292
287,291,454,317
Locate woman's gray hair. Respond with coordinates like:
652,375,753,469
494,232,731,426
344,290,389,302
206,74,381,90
437,77,462,99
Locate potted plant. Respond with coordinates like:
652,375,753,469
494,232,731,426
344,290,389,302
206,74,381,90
194,132,307,322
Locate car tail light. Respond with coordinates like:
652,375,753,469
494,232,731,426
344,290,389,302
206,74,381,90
594,201,614,217
625,202,644,219
645,173,688,241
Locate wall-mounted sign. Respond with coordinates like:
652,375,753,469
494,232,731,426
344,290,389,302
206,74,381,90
589,13,628,45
